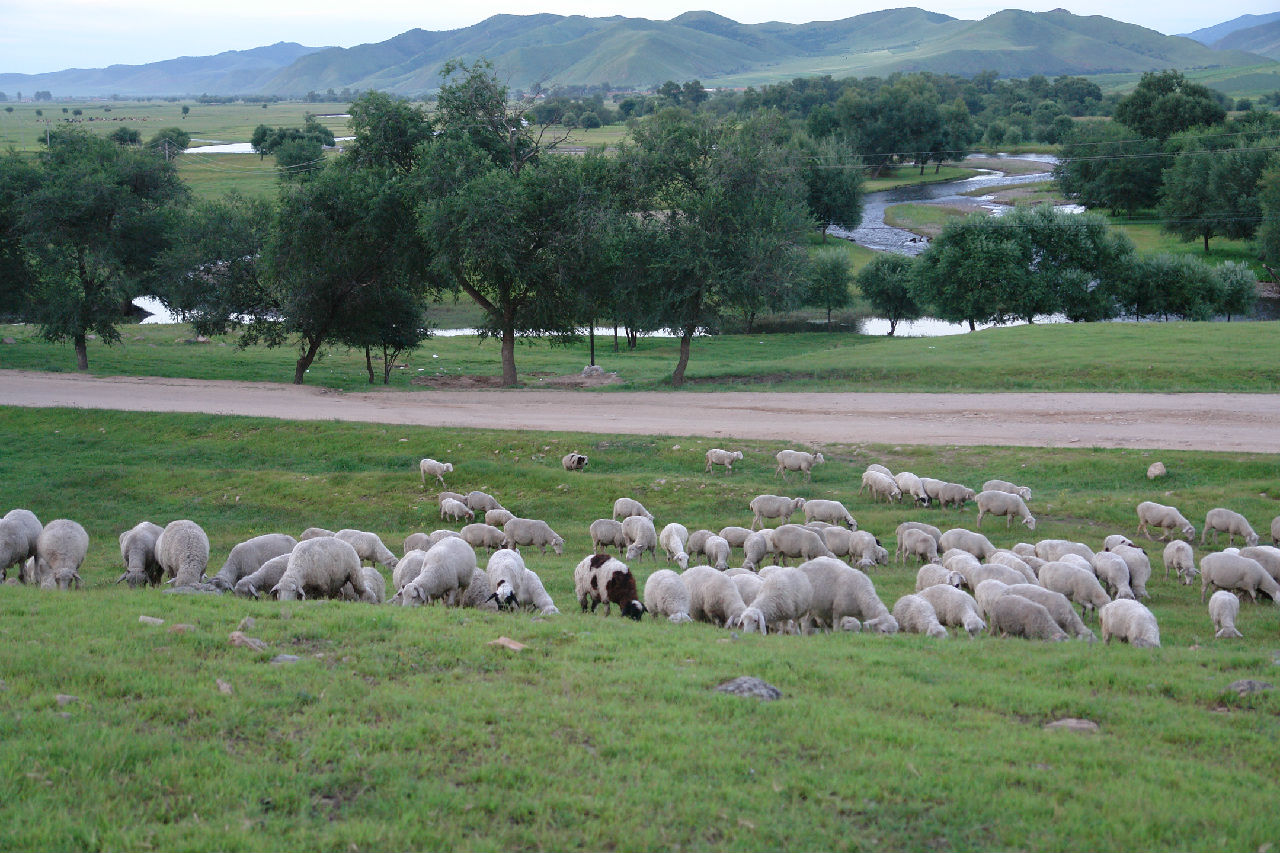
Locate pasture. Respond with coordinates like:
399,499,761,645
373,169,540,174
1,406,1278,851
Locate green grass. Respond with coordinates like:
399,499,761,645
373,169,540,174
883,202,971,237
863,165,982,193
1,405,1279,851
1106,215,1266,273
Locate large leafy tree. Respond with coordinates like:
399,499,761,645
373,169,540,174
856,253,920,335
1158,136,1273,252
1054,122,1163,217
912,214,1028,330
345,91,432,174
793,131,863,240
1113,70,1227,141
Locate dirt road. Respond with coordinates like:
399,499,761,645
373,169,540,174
2,370,1277,452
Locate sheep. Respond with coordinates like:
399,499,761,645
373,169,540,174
685,529,714,560
590,519,628,556
795,559,897,634
1037,561,1112,618
935,483,977,510
1163,540,1198,585
573,554,645,619
156,520,210,588
916,584,985,637
0,508,41,581
659,523,690,568
702,535,731,570
1273,515,1280,546
803,499,856,529
459,523,507,555
960,562,1029,591
271,537,373,603
1209,590,1243,639
939,528,997,561
440,498,475,523
502,517,564,555
485,508,515,528
705,448,744,475
743,531,771,571
975,490,1036,531
208,532,296,592
915,563,964,591
892,594,948,639
344,565,387,604
301,527,334,541
682,565,748,627
437,491,465,507
988,596,1069,641
392,550,430,593
973,579,1011,624
465,491,502,513
897,528,940,564
234,553,291,598
1240,546,1280,584
736,566,814,635
1091,551,1135,600
718,526,753,549
33,519,88,590
771,524,837,566
460,568,500,612
519,568,558,615
1002,584,1096,641
848,531,888,568
820,526,856,563
775,450,825,482
561,452,589,471
116,521,165,588
612,498,653,522
426,529,462,548
1012,542,1036,558
982,479,1032,501
732,572,764,607
1136,501,1196,541
334,529,398,569
749,495,805,530
403,532,430,554
896,521,942,547
623,515,658,563
1103,534,1136,551
1199,552,1280,604
419,458,453,487
397,537,476,606
644,569,693,623
1202,508,1259,548
943,548,982,576
1099,599,1161,648
988,551,1038,583
1034,539,1095,564
894,472,931,506
1107,543,1151,600
865,463,894,478
859,471,902,503
486,549,528,610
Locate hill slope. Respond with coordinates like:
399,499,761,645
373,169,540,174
1182,12,1280,45
1213,19,1280,60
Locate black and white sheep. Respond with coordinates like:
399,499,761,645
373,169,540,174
561,452,589,471
573,554,645,619
894,472,931,506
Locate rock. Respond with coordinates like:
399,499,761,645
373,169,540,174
715,677,783,701
228,631,268,652
55,694,78,707
1,337,15,345
1228,679,1273,696
168,624,195,634
1147,462,1167,480
581,364,605,377
0,680,6,691
488,636,527,652
269,654,301,665
138,615,164,626
237,616,255,632
1043,718,1099,733
215,679,233,695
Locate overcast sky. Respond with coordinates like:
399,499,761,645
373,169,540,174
2,0,1273,75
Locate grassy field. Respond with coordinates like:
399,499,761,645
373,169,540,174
863,165,982,193
883,202,971,237
4,319,1278,392
1,406,1278,851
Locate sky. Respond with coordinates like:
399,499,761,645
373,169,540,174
2,0,1276,75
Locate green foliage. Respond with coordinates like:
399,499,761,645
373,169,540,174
273,137,324,182
1254,165,1280,268
108,126,141,146
792,131,864,235
805,249,854,328
1115,254,1227,320
855,254,920,335
1157,134,1273,251
147,126,191,158
1113,70,1227,140
345,91,432,174
1054,121,1163,216
912,213,1032,328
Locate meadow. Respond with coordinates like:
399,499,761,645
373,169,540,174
1,405,1278,851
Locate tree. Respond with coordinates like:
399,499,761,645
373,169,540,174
1216,261,1257,321
856,253,920,335
274,137,324,181
807,249,854,328
346,91,432,174
793,131,863,240
1254,164,1280,272
1115,253,1225,320
1054,122,1163,217
1158,136,1272,252
0,152,41,319
1113,70,1226,140
148,126,190,161
912,213,1029,330
181,105,190,119
109,126,141,146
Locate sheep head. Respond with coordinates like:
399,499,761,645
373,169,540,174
551,536,564,556
621,600,646,621
272,580,303,601
490,579,518,611
54,570,81,590
1023,516,1037,531
737,607,767,635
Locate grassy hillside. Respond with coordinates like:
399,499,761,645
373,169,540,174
1214,19,1280,60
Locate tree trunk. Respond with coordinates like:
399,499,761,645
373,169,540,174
364,345,375,384
382,346,394,384
919,162,925,175
1203,233,1210,253
588,321,596,366
294,337,323,384
613,323,619,354
670,328,694,387
821,224,828,243
500,324,517,387
889,318,897,336
967,319,976,332
935,161,942,174
826,306,832,330
74,332,88,371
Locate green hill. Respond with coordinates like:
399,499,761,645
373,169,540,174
1214,19,1280,60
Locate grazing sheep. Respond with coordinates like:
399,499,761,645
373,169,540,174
749,495,806,530
659,523,691,569
392,550,429,592
916,584,985,637
803,499,856,529
419,458,453,487
1102,534,1136,551
485,508,515,528
975,491,1036,531
848,531,888,568
572,554,645,619
865,463,894,478
732,572,764,607
0,509,41,581
1034,539,1095,564
959,563,1029,591
1163,540,1198,585
736,565,814,635
988,551,1038,583
682,565,748,627
988,596,1068,641
771,524,837,566
209,532,297,592
156,520,210,588
590,519,628,556
897,528,940,564
1099,599,1161,648
519,568,559,615
973,579,1011,624
334,529,398,569
1200,552,1280,604
116,521,165,588
1091,552,1135,600
859,471,902,503
743,531,772,571
820,526,856,563
33,519,89,590
424,529,462,549
896,521,943,547
894,472,931,507
1136,501,1196,541
459,523,507,555
465,491,502,513
234,553,291,598
1209,590,1243,639
644,569,693,623
718,526,753,549
440,498,475,523
612,498,653,522
437,491,465,507
403,532,430,554
1273,515,1280,546
1002,584,1096,641
915,563,964,592
935,483,977,509
460,568,500,612
502,517,564,555
982,479,1032,501
943,549,982,577
1107,543,1152,600
623,515,658,563
1038,561,1112,617
795,559,897,633
301,527,335,541
1202,508,1259,548
1240,546,1280,584
775,450,825,482
892,594,948,639
561,452,589,471
398,537,476,606
705,448,744,475
271,537,373,603
685,529,715,561
703,535,731,570
939,528,997,561
486,549,528,610
343,565,386,604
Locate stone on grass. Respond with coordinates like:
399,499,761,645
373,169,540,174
138,615,164,626
1044,718,1099,733
55,694,78,707
488,636,527,652
269,654,301,665
229,631,268,652
1147,462,1167,480
215,679,233,695
169,624,195,634
715,677,782,701
1228,680,1273,696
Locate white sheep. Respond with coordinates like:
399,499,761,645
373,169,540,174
398,537,476,606
988,596,1069,641
623,515,658,562
1202,508,1259,548
938,528,997,561
896,521,942,546
116,521,165,588
1273,515,1280,546
345,565,386,604
1099,599,1161,648
659,522,690,569
485,508,515,528
934,482,977,509
1209,590,1243,639
732,572,764,607
865,463,894,478
775,449,825,482
403,532,431,554
1002,584,1096,641
1200,552,1280,604
796,558,897,634
1091,551,1135,600
34,519,88,590
943,548,982,576
1102,534,1136,551
736,565,814,635
643,569,693,623
897,528,940,564
519,568,558,615
459,523,507,555
502,517,564,555
0,508,41,581
705,448,744,475
234,553,291,598
1136,501,1195,541
465,491,503,513
590,519,628,555
915,563,964,591
892,594,948,639
916,584,985,637
749,495,805,530
819,526,855,563
975,490,1036,531
391,549,428,592
894,472,931,506
612,498,653,522
682,565,747,627
972,579,1011,625
982,479,1032,501
300,527,335,540
427,529,462,548
847,531,888,568
1038,561,1112,617
437,491,465,507
718,526,754,549
702,534,731,570
419,458,453,487
209,532,296,592
859,471,902,503
988,551,1038,583
771,524,836,566
461,568,500,612
440,498,475,523
334,529,398,569
959,562,1029,591
743,531,772,571
1034,539,1095,564
1162,540,1198,585
1107,543,1152,600
685,529,714,560
561,452,588,471
156,520,210,588
1240,546,1280,584
802,499,856,529
272,537,373,602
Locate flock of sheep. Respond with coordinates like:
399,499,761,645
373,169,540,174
3,447,1278,649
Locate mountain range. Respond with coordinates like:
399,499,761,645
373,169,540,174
0,8,1273,98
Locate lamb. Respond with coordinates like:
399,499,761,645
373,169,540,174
771,524,837,566
1240,546,1280,584
271,536,374,603
1037,561,1112,617
1202,508,1259,548
502,517,564,555
643,569,693,623
938,528,997,561
397,537,476,606
736,565,814,635
33,519,89,590
915,563,964,591
718,526,754,549
156,520,210,588
561,452,589,471
622,515,658,562
896,521,942,547
1098,599,1161,648
659,523,690,569
988,596,1069,641
982,479,1032,501
465,491,503,513
681,565,748,627
1208,590,1243,639
234,553,291,598
1091,551,1135,600
301,527,335,541
732,572,764,607
116,521,165,588
1107,543,1151,599
705,448,744,475
485,508,515,528
1034,539,1095,564
897,528,940,564
334,529,398,569
934,483,977,510
519,568,559,615
743,531,771,571
486,549,529,610
612,498,653,522
0,508,41,581
916,584,985,637
459,523,507,555
975,490,1036,531
775,449,825,482
702,534,731,570
802,499,856,529
437,491,465,507
892,594,948,639
796,558,897,634
344,566,387,604
573,554,645,619
1002,584,1096,641
1162,540,1198,585
590,519,628,555
419,458,453,487
1136,501,1195,541
749,495,805,529
1199,552,1280,604
859,471,902,503
848,531,888,568
894,472,931,506
440,498,475,523
208,532,296,592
